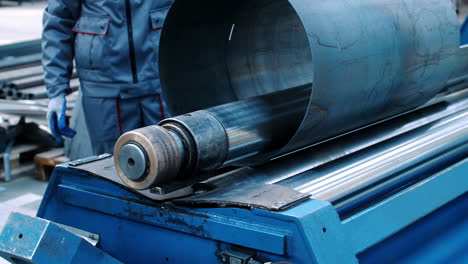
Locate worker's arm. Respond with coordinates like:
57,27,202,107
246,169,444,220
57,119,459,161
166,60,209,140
42,0,80,142
42,0,81,98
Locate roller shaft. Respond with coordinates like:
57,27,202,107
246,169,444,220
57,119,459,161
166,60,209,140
114,85,309,189
115,88,468,190
207,89,468,188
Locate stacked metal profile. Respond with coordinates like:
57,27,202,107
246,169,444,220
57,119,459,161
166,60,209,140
0,40,79,122
0,40,78,182
0,39,79,101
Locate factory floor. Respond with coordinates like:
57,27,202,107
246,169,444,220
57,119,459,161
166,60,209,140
0,173,48,227
0,173,48,264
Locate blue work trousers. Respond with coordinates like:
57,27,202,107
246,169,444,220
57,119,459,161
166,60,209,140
82,95,168,155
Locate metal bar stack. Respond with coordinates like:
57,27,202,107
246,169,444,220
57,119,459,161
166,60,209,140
0,39,79,100
0,39,79,181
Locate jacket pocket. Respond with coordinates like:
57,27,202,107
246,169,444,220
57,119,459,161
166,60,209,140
73,16,110,71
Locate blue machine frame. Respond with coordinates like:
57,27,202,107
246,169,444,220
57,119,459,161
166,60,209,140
461,16,468,46
1,158,465,263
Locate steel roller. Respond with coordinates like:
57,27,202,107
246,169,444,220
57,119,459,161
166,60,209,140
115,0,465,189
203,89,468,189
277,107,468,214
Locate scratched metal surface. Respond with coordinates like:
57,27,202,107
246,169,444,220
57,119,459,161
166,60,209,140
159,0,463,163
282,0,461,152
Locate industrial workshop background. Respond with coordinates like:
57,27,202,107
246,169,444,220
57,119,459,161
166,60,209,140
0,0,467,263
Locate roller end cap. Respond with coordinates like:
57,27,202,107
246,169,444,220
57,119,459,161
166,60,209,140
114,126,183,190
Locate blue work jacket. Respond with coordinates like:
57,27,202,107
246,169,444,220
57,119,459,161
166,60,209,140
42,0,173,99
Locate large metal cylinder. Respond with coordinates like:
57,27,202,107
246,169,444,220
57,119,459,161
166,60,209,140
115,0,463,189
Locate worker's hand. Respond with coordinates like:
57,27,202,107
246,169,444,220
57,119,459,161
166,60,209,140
47,95,76,143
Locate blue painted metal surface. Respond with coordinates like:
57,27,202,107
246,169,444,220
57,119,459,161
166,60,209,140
0,212,121,264
359,194,468,264
37,166,339,263
9,158,462,264
343,159,468,254
462,16,468,46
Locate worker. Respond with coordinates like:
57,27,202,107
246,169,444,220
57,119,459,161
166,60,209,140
42,0,171,155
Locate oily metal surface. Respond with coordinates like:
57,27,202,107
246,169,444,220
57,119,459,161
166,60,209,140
160,0,461,165
205,84,311,165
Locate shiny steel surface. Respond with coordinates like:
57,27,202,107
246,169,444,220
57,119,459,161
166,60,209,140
202,89,468,187
277,109,468,203
334,144,467,215
0,99,48,116
117,143,148,181
207,84,310,165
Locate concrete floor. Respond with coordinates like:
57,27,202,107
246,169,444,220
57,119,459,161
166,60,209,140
0,175,48,227
0,176,48,264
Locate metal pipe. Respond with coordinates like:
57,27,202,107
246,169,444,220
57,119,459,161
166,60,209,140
9,75,44,89
277,109,468,204
115,0,465,189
19,78,80,100
0,99,48,116
0,54,41,71
0,65,43,82
0,39,42,60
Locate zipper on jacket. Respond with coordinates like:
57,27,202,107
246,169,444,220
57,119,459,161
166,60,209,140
125,0,138,83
